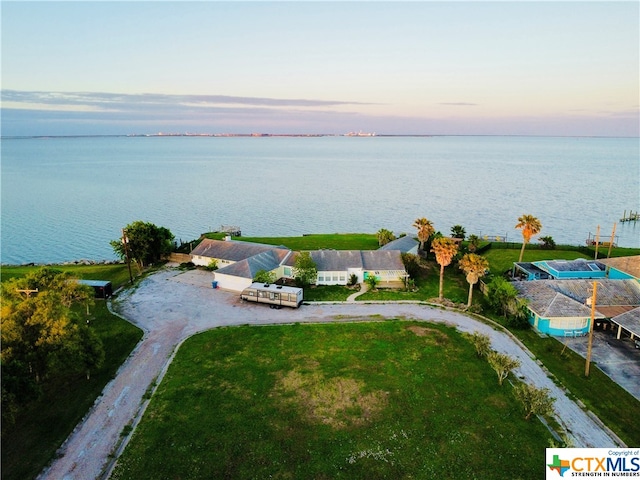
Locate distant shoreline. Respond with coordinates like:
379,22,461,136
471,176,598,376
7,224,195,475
2,133,637,140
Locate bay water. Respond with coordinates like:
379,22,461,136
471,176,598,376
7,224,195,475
1,135,638,265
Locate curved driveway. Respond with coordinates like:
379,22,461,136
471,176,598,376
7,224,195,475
38,267,624,480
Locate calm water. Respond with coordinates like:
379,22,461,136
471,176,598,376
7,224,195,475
1,135,638,264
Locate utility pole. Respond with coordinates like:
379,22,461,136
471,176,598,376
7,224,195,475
122,228,133,285
607,223,617,259
16,288,38,297
593,225,600,260
585,281,598,377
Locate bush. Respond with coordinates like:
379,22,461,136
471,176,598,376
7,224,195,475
513,383,555,420
539,236,556,250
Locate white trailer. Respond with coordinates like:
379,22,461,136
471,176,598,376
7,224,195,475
240,282,303,309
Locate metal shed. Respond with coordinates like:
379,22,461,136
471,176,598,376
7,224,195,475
78,279,113,299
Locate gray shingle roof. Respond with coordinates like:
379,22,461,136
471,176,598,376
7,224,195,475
610,307,640,337
310,250,363,271
191,239,288,262
599,256,640,279
379,236,418,252
513,281,599,318
514,279,640,320
215,250,286,279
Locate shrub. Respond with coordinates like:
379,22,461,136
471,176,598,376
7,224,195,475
513,383,556,420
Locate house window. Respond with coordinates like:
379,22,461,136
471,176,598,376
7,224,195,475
318,275,325,282
284,267,292,276
339,275,345,281
332,275,338,281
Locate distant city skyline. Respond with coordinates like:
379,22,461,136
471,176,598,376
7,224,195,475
2,1,638,137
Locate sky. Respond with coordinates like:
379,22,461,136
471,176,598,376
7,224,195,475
1,1,638,136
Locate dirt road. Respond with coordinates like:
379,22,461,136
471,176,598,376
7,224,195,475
38,267,625,480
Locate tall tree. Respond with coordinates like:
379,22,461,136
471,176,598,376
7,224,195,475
458,253,489,307
110,221,175,272
1,268,104,421
515,214,542,262
413,217,435,251
431,237,459,301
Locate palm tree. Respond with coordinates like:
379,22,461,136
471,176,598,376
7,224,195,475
413,217,435,251
376,228,395,246
515,214,542,262
459,253,489,307
431,237,459,301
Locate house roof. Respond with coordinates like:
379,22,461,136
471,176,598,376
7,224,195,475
310,250,363,271
215,250,289,279
361,250,406,271
538,258,606,274
514,279,640,319
308,249,405,272
599,256,640,279
545,279,640,306
513,281,601,319
610,307,640,337
379,235,418,252
191,239,288,262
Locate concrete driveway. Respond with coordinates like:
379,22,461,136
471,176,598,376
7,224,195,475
38,266,627,480
563,330,640,400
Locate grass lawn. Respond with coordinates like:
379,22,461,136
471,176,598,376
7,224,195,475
1,267,143,480
238,233,380,251
0,263,133,288
483,248,589,275
482,311,640,447
112,321,551,480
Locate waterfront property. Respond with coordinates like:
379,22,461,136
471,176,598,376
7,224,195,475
513,256,640,338
189,238,408,291
309,249,408,288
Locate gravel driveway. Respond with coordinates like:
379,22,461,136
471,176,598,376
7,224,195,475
38,267,625,480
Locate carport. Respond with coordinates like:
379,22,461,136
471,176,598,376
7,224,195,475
610,307,640,344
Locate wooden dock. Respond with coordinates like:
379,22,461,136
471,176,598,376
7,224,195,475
620,210,639,223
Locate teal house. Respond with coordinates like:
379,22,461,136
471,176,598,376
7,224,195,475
512,256,640,337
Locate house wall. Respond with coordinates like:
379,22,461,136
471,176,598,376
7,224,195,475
212,272,252,292
529,312,590,336
364,270,406,288
607,268,635,280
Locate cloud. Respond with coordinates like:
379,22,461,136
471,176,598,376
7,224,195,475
438,102,478,107
1,90,372,112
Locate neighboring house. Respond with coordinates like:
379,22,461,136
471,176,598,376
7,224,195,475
513,258,607,281
599,255,640,280
379,235,419,255
190,238,288,268
189,238,408,291
512,255,640,338
513,280,603,336
190,239,291,291
214,248,293,292
310,249,407,288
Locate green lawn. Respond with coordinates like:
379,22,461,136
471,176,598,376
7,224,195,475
1,266,143,480
482,314,640,447
483,248,589,275
237,233,380,251
0,263,133,288
112,322,551,480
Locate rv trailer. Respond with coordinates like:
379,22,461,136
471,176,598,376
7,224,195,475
240,282,303,309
